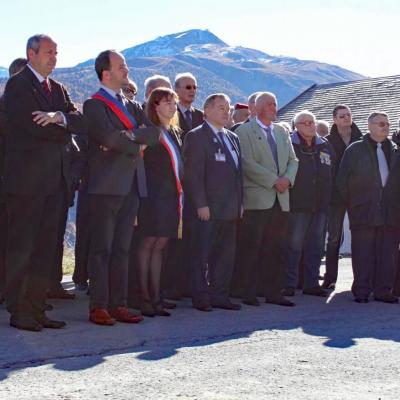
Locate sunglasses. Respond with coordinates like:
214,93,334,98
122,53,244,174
185,85,197,90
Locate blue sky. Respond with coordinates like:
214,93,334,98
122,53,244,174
0,0,398,77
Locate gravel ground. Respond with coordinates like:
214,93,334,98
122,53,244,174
0,259,399,400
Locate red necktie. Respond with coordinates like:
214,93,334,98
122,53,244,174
42,79,51,100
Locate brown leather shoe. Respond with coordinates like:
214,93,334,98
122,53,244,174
89,308,116,326
35,314,66,329
109,307,143,323
10,316,43,332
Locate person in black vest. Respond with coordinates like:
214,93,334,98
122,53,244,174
3,35,86,331
83,50,160,325
323,104,362,289
282,111,335,297
337,112,400,303
183,93,243,312
136,87,183,317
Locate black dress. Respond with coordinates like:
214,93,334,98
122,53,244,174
138,129,182,238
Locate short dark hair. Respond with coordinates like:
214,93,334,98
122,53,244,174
333,104,351,118
95,49,118,81
9,58,27,77
203,93,231,111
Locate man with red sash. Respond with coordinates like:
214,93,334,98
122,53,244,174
83,49,160,325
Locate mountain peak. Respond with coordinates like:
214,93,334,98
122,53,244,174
122,29,227,58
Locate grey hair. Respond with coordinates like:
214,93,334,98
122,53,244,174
317,120,330,129
368,112,388,124
255,92,277,108
248,91,262,105
144,75,171,98
26,34,53,57
293,110,316,125
203,93,231,110
174,72,197,89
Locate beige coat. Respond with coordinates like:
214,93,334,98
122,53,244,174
236,119,298,211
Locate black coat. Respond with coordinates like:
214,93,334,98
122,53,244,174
177,106,204,142
183,122,243,221
336,134,399,229
3,66,86,195
326,122,363,205
83,96,160,196
289,132,335,213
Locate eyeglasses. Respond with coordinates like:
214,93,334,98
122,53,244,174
337,113,351,119
123,88,137,96
297,120,315,127
185,85,197,90
371,121,390,127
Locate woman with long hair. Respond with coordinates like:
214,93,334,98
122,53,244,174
136,87,183,317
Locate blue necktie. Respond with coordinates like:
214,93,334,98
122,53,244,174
185,109,193,130
264,126,278,168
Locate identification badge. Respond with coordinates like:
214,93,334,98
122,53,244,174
215,152,226,162
319,151,331,166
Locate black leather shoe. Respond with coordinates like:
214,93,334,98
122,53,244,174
10,316,42,332
265,296,295,307
303,287,327,297
35,315,66,329
354,298,368,304
374,294,399,304
212,301,241,310
162,300,177,309
44,302,54,311
242,298,260,306
321,281,336,290
194,303,213,312
140,300,155,317
281,287,295,297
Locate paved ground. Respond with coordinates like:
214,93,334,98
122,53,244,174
0,258,399,400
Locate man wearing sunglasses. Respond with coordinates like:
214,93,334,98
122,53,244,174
174,72,204,139
323,105,362,290
336,112,400,304
283,111,335,297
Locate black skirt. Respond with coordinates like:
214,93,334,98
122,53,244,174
137,195,179,238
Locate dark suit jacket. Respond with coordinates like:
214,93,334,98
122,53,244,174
83,96,160,196
336,134,399,229
177,106,203,141
183,122,243,221
3,66,85,195
0,95,6,198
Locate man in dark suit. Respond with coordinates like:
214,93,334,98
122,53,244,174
337,112,400,303
174,72,203,140
83,49,160,325
323,104,362,289
183,93,242,311
3,34,86,331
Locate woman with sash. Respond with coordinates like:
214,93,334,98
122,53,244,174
137,87,183,317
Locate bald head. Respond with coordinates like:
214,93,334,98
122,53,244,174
255,92,277,124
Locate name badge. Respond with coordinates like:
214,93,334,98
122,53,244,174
215,152,226,162
319,151,331,166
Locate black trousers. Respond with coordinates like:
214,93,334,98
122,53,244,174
0,201,7,295
73,191,90,285
5,189,65,318
50,190,69,290
87,185,139,310
237,202,288,301
190,217,237,306
351,226,399,299
325,204,346,284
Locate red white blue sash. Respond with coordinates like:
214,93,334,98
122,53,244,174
160,129,184,217
92,88,138,129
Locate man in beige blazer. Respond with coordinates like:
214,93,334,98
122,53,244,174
235,92,298,306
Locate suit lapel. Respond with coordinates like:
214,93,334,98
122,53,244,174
23,67,53,109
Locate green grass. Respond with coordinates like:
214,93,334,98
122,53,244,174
62,248,75,276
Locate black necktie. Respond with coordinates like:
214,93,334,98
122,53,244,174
116,93,124,104
185,109,193,130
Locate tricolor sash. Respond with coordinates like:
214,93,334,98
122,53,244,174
92,88,138,129
160,129,184,218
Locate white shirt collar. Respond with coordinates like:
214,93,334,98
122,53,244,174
256,117,274,131
27,63,46,83
100,84,123,99
206,120,225,135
